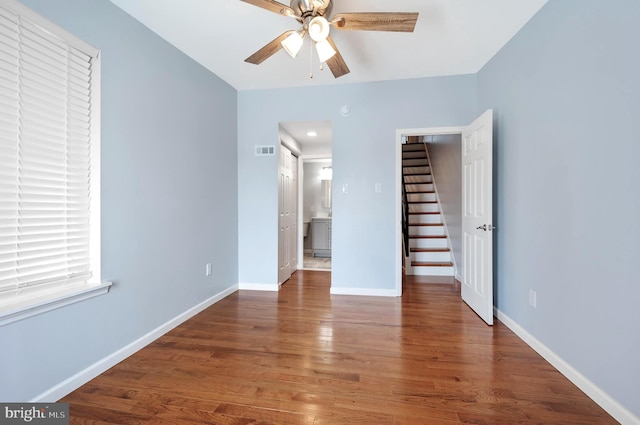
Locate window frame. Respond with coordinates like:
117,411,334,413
0,0,110,326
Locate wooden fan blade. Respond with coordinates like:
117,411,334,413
245,31,294,64
240,0,295,17
325,36,350,78
333,12,419,32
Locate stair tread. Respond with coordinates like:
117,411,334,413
408,201,438,204
410,223,444,227
406,190,435,194
409,212,440,215
412,261,454,267
411,248,450,252
409,235,447,239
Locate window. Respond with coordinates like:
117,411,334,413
0,0,110,326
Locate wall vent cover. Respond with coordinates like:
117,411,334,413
255,145,276,156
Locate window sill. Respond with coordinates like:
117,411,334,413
0,281,112,327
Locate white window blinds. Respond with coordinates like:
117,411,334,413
0,2,98,298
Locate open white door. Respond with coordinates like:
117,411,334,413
461,110,494,325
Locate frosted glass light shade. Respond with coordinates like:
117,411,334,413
308,16,330,42
282,31,304,58
315,39,336,62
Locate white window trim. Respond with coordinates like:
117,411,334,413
0,0,111,326
0,281,112,326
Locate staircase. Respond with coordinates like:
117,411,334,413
402,142,454,276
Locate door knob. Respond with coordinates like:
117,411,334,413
476,224,487,231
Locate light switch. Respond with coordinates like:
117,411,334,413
375,183,382,193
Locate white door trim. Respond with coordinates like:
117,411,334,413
395,126,466,296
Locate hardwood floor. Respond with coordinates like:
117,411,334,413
63,271,617,424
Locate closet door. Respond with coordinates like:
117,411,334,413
278,145,296,284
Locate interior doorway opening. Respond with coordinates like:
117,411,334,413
301,158,332,271
402,134,463,280
278,121,332,281
396,126,466,295
396,110,495,325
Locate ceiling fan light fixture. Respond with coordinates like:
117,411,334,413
315,38,336,63
281,30,305,58
308,16,330,42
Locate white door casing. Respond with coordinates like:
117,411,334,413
289,156,298,276
461,109,494,325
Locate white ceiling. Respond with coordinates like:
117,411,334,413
280,120,332,152
108,0,548,91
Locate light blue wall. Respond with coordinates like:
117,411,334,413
478,0,640,418
238,77,476,290
0,0,238,401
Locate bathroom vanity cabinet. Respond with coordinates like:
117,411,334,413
312,218,331,257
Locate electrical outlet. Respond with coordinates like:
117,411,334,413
529,290,537,308
205,263,212,276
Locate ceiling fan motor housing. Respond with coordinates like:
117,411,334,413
290,0,332,19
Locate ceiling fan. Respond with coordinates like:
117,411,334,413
242,0,419,78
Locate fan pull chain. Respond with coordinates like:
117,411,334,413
308,41,325,77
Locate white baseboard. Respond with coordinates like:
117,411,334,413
238,282,279,291
495,308,639,425
330,287,400,297
32,284,239,402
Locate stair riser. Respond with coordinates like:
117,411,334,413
412,266,455,276
409,238,448,249
412,251,452,262
408,193,436,203
403,166,430,175
404,175,432,184
405,183,434,192
410,226,445,236
402,144,425,152
408,204,439,213
409,214,441,224
402,158,428,167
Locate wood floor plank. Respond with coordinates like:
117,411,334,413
62,271,617,424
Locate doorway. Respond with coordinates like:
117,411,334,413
301,158,332,271
396,110,494,325
278,120,332,276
